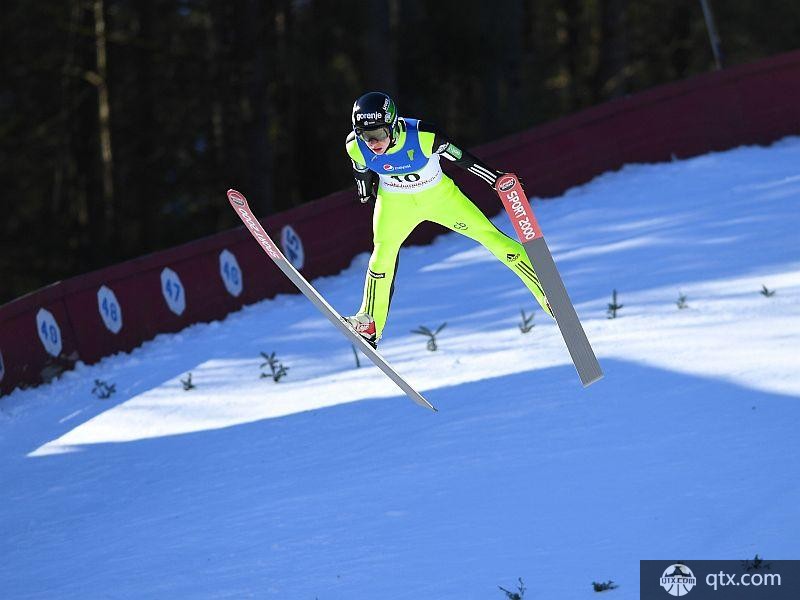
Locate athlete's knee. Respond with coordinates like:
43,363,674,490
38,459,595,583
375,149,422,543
475,230,519,256
369,242,398,272
365,267,390,286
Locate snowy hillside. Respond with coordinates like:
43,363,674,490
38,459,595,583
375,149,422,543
2,139,799,599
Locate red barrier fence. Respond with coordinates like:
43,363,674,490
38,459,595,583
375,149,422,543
2,50,800,396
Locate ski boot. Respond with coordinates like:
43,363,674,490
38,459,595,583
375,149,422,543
344,312,378,349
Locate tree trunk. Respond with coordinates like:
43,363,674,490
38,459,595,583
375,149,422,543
594,0,628,102
133,0,157,250
244,0,273,215
274,0,298,208
482,0,525,136
93,0,115,231
561,0,583,111
363,0,398,97
669,2,694,79
206,4,226,166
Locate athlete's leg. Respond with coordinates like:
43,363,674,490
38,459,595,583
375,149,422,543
424,179,553,316
358,192,422,337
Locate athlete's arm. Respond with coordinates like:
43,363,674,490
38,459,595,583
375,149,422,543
417,121,503,188
346,132,379,203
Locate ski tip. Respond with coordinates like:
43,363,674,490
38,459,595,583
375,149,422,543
227,189,247,206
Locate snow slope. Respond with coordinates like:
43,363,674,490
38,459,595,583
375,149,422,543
1,139,799,599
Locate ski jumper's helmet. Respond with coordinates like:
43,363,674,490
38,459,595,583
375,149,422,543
352,92,399,142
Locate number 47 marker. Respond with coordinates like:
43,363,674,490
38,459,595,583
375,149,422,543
496,174,603,387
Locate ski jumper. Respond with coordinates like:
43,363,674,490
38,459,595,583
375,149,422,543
346,118,550,338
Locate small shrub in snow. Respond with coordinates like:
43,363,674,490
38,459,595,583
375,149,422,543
743,554,771,571
260,351,289,382
411,323,447,351
676,292,688,310
519,309,535,333
760,285,776,297
498,577,526,599
181,373,196,390
92,379,116,399
607,289,623,319
592,580,618,592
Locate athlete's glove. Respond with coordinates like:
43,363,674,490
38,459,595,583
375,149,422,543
355,171,378,204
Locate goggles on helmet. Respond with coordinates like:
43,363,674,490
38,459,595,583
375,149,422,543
356,126,390,143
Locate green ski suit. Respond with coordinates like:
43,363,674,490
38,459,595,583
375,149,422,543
346,118,550,339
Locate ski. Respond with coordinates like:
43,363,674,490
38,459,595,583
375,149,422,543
495,174,603,387
226,189,437,412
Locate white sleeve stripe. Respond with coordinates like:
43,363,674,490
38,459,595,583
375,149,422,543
470,164,496,179
468,166,495,184
468,165,493,178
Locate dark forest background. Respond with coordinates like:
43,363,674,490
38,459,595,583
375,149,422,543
2,0,799,304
